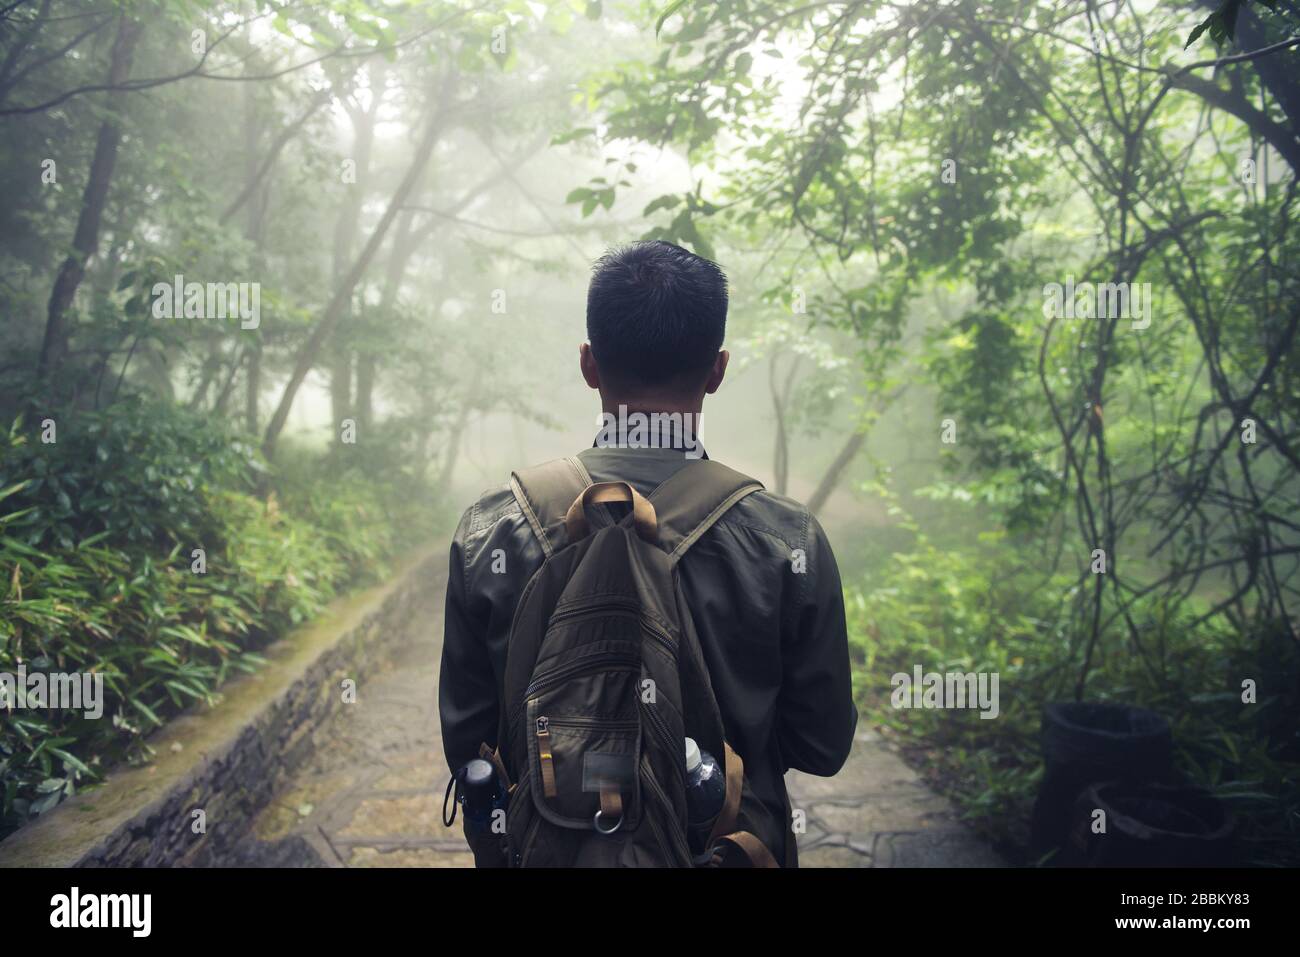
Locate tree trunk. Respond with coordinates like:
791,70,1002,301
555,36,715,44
356,206,420,433
212,349,243,414
1171,71,1300,173
241,76,269,436
327,62,383,445
37,14,141,377
350,136,544,431
806,430,867,517
0,0,54,108
188,346,220,410
329,350,354,434
1233,6,1300,140
245,341,261,434
355,352,376,432
768,352,801,495
220,90,329,226
435,405,471,490
261,76,454,460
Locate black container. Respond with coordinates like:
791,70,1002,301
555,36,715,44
458,758,505,830
1030,702,1173,857
1063,782,1234,867
684,739,726,857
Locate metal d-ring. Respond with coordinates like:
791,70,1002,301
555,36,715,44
593,809,623,835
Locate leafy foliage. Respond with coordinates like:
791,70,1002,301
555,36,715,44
847,490,1300,867
575,0,1300,864
0,398,434,836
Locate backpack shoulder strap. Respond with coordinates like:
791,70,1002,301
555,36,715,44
510,456,593,558
648,460,764,566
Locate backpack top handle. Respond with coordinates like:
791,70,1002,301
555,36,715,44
565,481,658,544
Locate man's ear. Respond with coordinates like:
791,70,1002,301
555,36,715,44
579,342,601,390
703,350,729,395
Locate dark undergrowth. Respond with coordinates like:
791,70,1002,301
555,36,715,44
0,393,439,839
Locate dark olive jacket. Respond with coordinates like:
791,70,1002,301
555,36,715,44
439,442,857,863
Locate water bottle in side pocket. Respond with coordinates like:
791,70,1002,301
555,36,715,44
684,737,726,858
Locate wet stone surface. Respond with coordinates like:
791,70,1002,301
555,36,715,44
229,606,1002,869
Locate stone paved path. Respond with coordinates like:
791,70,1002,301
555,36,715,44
244,635,472,867
237,573,1002,868
788,734,1005,867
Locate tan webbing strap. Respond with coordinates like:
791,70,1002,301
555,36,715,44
478,742,512,790
599,788,623,820
714,831,780,868
510,456,593,557
536,719,558,799
646,460,764,566
704,741,744,853
594,788,624,835
565,481,658,544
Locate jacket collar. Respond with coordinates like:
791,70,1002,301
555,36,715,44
590,406,707,459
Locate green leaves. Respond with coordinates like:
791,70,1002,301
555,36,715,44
1183,0,1274,49
565,180,620,217
654,0,691,38
651,207,716,260
0,395,426,837
642,193,681,216
551,127,597,146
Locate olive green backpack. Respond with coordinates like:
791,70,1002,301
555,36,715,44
477,456,787,868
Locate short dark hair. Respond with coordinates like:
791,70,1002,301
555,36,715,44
586,240,728,389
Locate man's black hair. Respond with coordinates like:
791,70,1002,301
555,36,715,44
586,240,728,389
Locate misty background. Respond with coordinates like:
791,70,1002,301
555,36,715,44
1,0,1297,864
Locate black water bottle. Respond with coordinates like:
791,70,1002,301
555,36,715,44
684,737,726,857
456,758,507,835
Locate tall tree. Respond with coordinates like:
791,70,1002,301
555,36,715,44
37,13,140,377
261,69,456,459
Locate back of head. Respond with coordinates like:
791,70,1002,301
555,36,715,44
586,240,728,393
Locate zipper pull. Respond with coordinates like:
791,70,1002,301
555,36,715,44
536,716,557,799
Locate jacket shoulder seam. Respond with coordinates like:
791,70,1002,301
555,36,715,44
462,494,522,570
791,507,812,635
707,515,800,552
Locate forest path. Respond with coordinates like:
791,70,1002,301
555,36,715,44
231,556,1003,868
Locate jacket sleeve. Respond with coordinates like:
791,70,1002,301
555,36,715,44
438,507,499,777
776,511,858,776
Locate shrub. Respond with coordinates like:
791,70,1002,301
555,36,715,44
848,535,1300,866
0,399,434,837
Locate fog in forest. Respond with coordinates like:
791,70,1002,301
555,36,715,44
2,0,1297,870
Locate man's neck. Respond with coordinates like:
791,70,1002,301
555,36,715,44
599,394,703,418
593,402,707,459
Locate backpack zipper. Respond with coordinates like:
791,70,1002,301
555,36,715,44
524,651,640,699
639,683,689,864
541,715,638,731
510,652,639,739
641,618,676,655
641,760,692,864
544,595,640,629
535,716,558,799
517,813,542,867
640,692,683,783
508,776,538,866
545,596,677,651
